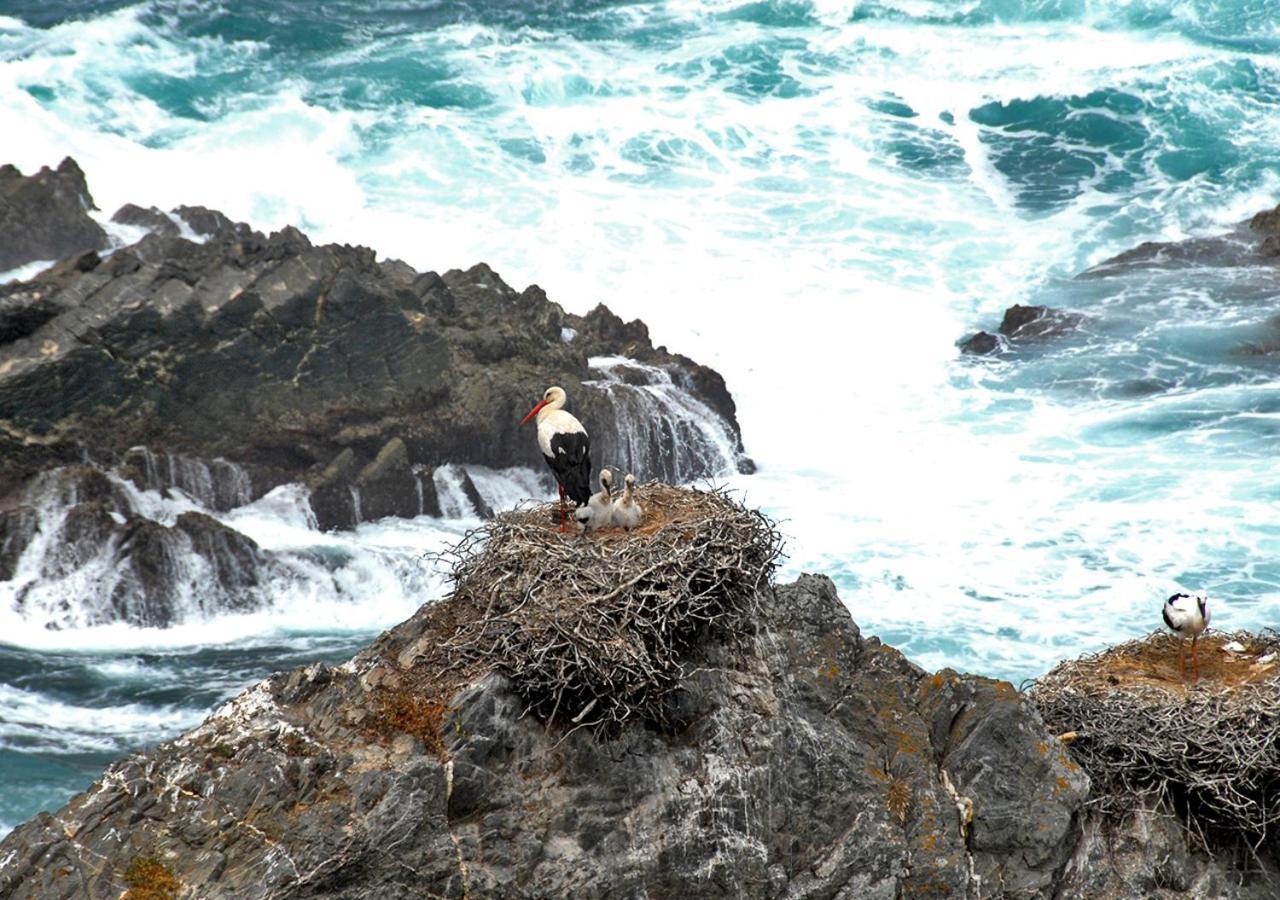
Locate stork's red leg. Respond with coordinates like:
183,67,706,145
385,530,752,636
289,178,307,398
1178,639,1186,681
1192,635,1200,681
557,483,568,532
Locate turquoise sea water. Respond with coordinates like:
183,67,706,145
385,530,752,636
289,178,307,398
3,0,1280,835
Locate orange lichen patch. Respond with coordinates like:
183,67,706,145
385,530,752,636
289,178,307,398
894,731,922,755
122,857,181,900
993,681,1018,701
367,688,450,758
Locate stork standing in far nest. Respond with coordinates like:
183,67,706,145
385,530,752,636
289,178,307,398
576,469,614,534
612,473,644,531
1163,591,1209,681
521,385,591,532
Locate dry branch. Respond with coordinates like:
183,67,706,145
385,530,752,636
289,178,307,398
1030,630,1280,847
432,482,784,727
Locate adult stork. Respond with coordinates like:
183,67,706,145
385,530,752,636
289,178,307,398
521,385,591,531
1163,591,1209,681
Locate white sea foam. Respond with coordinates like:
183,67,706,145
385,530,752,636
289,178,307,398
0,2,1277,683
0,682,199,754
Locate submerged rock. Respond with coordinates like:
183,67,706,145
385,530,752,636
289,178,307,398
999,303,1084,339
0,575,1089,899
959,304,1083,355
1081,201,1280,278
0,158,109,272
958,330,1001,355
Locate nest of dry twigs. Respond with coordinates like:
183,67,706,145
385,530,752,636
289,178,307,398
1030,630,1280,847
432,482,783,728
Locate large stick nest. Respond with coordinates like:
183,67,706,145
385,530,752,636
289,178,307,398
1029,631,1280,846
433,483,784,728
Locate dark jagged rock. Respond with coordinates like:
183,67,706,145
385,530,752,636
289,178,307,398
106,511,266,628
1249,205,1280,235
457,468,493,519
999,303,1083,339
0,158,109,272
111,203,181,240
958,305,1082,355
0,576,1089,898
0,165,748,506
959,330,1000,355
0,505,37,580
117,447,260,513
1059,805,1280,898
1082,202,1280,278
0,464,271,629
354,438,420,523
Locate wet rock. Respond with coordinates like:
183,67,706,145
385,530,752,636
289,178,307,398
1249,204,1280,235
1,463,272,628
354,438,420,522
0,158,109,271
309,449,361,531
1082,201,1280,278
457,468,492,519
0,505,38,580
959,330,1001,355
999,303,1083,339
118,447,261,512
0,575,1089,898
0,162,747,509
111,203,181,239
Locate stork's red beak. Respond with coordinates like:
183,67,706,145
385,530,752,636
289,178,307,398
520,399,548,425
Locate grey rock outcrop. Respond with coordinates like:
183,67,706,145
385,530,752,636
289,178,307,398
1059,805,1280,898
0,575,1089,898
0,158,109,272
0,162,750,518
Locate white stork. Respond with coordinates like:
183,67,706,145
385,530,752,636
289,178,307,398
612,473,644,531
521,385,591,531
1162,591,1210,681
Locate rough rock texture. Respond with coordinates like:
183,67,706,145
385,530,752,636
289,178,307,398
0,158,109,272
958,330,1001,355
1081,202,1280,278
0,165,750,523
0,576,1090,899
5,464,274,628
959,304,1083,355
1059,805,1280,899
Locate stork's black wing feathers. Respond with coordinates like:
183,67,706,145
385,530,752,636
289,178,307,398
1162,602,1177,633
545,431,592,505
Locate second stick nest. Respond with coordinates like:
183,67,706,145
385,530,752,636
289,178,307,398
435,483,783,727
1030,631,1280,847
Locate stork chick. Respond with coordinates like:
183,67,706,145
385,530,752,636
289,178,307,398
1163,591,1210,681
575,469,614,534
612,473,644,531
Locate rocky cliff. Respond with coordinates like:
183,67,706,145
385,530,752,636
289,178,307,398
0,574,1093,900
0,159,749,521
0,159,750,627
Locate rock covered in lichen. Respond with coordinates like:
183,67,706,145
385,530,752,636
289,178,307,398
0,575,1088,899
